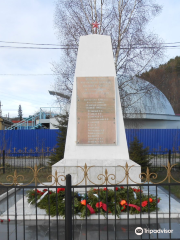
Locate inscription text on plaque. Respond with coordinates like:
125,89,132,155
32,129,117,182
77,77,116,145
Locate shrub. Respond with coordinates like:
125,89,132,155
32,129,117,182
48,111,69,166
129,136,152,173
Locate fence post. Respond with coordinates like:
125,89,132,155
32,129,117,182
65,174,72,240
3,150,5,174
168,149,171,165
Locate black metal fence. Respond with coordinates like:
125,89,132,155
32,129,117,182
148,150,180,170
0,175,180,239
1,149,180,172
0,150,52,172
1,149,180,171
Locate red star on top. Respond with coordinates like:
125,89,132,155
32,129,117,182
92,21,100,28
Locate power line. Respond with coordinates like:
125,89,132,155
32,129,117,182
0,74,58,76
0,45,77,49
0,40,77,46
0,45,180,50
1,39,180,46
0,41,61,46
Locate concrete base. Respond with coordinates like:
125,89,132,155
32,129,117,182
52,159,141,186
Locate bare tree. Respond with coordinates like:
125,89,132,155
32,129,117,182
18,105,23,121
52,0,165,115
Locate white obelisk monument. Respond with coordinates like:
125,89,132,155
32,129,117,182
52,34,141,185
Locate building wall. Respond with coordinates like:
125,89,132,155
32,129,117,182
47,117,180,130
124,119,180,129
0,117,12,130
49,118,59,129
36,118,59,129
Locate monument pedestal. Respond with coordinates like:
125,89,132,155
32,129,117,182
52,159,140,186
52,35,141,185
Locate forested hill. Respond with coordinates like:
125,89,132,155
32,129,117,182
140,56,180,114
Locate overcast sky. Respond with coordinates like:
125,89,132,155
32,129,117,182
0,0,180,118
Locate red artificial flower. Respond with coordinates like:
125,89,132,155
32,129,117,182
141,201,148,207
149,198,153,203
120,186,124,189
116,187,119,191
120,200,127,206
96,202,108,212
40,192,44,195
1,220,3,223
36,190,41,194
133,188,138,192
103,188,107,191
132,188,141,193
81,200,86,206
57,188,65,193
157,199,160,203
8,219,10,222
96,202,103,208
49,191,52,194
43,189,48,192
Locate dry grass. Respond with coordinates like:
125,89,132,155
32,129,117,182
149,169,180,199
0,168,52,184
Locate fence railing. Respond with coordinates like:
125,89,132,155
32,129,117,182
0,175,179,240
0,150,52,172
1,149,180,174
0,157,180,239
0,160,179,187
148,150,180,170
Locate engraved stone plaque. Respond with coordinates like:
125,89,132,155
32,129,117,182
77,77,116,145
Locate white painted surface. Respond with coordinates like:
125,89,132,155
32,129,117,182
36,118,58,129
49,118,59,129
64,35,129,160
52,34,141,183
126,113,179,120
0,187,20,201
125,114,180,129
52,159,140,185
